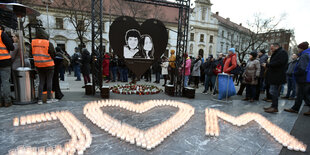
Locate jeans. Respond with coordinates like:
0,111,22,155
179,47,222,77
0,66,11,103
155,72,161,82
38,68,54,100
184,75,189,87
73,64,81,80
285,76,296,98
246,84,256,99
120,68,128,82
204,74,216,92
270,84,281,109
169,68,176,84
291,83,310,111
59,66,65,81
111,66,117,81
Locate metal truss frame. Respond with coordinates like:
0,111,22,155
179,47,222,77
91,0,103,94
91,0,190,96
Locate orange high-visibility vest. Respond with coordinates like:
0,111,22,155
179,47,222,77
0,30,12,60
31,39,55,68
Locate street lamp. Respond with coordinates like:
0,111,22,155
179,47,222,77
41,0,53,34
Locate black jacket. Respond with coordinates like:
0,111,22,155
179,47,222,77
203,59,216,76
266,47,288,85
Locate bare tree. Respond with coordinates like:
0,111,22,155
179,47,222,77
54,0,92,47
111,0,164,19
235,13,285,62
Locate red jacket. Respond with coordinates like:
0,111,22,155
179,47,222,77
223,53,237,74
102,54,110,76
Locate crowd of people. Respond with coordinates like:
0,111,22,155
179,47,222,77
0,25,309,116
0,26,91,106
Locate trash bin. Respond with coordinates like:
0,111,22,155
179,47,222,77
14,67,35,104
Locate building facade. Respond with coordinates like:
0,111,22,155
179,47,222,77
188,0,218,59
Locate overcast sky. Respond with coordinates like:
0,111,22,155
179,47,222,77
210,0,309,44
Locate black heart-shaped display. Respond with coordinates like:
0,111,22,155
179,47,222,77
109,16,168,77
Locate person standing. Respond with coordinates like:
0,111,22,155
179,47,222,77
263,43,288,113
153,59,162,84
72,47,82,81
281,54,298,100
0,27,14,107
202,55,216,94
109,53,117,82
52,47,64,100
182,53,191,87
81,48,91,87
102,53,110,83
284,42,310,115
31,28,56,104
223,48,237,74
161,56,169,86
254,49,268,100
191,55,202,88
242,51,261,102
118,58,128,82
168,49,176,85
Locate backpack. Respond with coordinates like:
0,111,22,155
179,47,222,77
229,59,240,75
61,53,71,67
213,63,222,75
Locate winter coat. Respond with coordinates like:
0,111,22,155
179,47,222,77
181,57,191,76
81,49,91,75
161,61,169,75
286,59,298,76
223,53,237,74
266,47,288,85
102,54,110,76
169,50,176,68
242,59,261,85
191,59,201,77
294,48,310,83
152,59,162,73
258,54,268,77
203,60,216,76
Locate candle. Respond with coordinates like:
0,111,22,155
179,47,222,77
13,117,19,127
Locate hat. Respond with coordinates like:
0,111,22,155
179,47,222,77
259,49,266,54
208,54,213,58
250,51,258,58
229,48,235,53
297,42,309,50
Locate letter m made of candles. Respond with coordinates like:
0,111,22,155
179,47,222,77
205,108,307,152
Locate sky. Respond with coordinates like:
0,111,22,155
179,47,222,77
210,0,309,44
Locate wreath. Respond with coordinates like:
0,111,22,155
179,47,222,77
110,84,162,95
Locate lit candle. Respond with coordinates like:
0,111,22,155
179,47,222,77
13,117,19,127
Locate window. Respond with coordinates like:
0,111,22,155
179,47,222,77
220,42,224,52
227,32,231,39
77,20,85,31
200,34,204,42
55,18,63,29
222,30,224,37
231,34,234,41
209,35,213,43
190,33,194,41
201,8,206,21
57,44,65,52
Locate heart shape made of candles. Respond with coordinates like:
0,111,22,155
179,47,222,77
10,111,92,155
205,108,307,152
83,100,195,150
